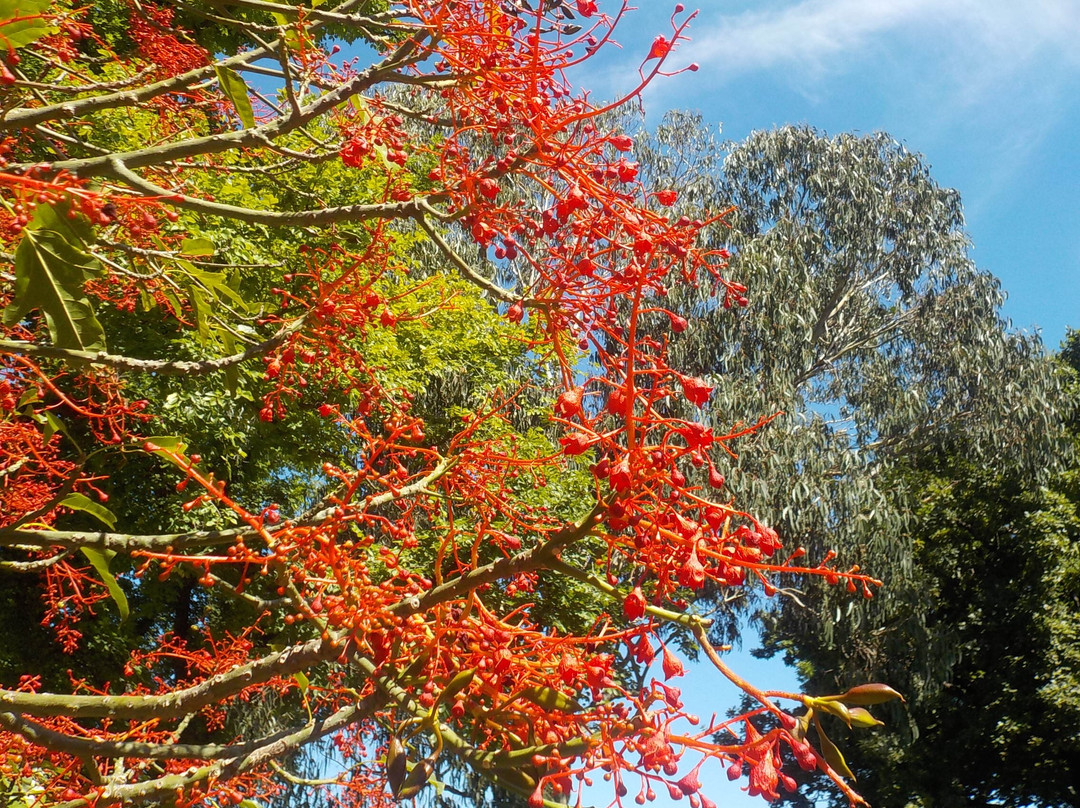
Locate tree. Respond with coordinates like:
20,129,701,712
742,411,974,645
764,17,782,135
772,339,1080,808
0,4,892,808
622,113,1066,657
617,116,1073,803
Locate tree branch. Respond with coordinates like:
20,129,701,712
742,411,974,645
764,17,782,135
0,316,305,376
0,454,459,552
0,637,338,720
0,0,375,132
48,697,379,808
393,502,607,616
0,697,376,761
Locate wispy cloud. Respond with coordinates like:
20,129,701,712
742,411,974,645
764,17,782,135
686,0,1080,80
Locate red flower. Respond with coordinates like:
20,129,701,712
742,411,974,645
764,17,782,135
661,645,685,679
506,300,524,323
747,748,780,801
656,189,678,206
610,134,634,151
340,137,370,167
617,158,639,183
555,386,585,418
576,0,597,16
703,507,726,529
623,586,646,621
790,738,817,772
668,311,688,332
678,373,713,407
677,545,706,590
632,634,655,664
678,421,715,453
757,523,782,557
478,177,499,200
607,386,628,416
676,766,702,796
559,431,594,456
658,681,683,709
609,456,632,491
558,652,580,684
647,35,671,60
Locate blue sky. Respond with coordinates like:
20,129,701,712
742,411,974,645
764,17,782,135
582,0,1080,350
575,2,1079,805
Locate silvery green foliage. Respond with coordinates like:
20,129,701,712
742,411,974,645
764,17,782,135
628,113,1069,691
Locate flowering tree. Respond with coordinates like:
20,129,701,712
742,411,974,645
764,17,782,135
0,2,897,807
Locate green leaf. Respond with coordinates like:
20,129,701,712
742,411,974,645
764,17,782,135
26,197,96,243
519,685,582,713
180,237,216,257
79,547,129,622
0,0,53,49
293,671,310,694
17,386,40,409
184,262,249,311
142,436,190,468
215,66,256,129
60,492,116,529
814,716,855,781
221,330,240,393
3,205,105,351
437,668,474,705
270,12,302,49
40,411,65,443
238,801,265,808
188,282,211,345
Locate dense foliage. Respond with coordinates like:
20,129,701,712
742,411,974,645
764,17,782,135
0,3,895,808
773,339,1080,808
620,115,1074,806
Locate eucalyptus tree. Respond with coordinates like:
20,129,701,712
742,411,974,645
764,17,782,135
626,113,1067,662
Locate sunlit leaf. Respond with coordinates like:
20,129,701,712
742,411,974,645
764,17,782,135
80,548,129,622
519,686,582,713
61,493,117,529
215,66,256,129
0,0,53,49
180,237,216,257
2,204,105,351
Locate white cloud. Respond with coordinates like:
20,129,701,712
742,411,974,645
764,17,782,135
687,0,1080,79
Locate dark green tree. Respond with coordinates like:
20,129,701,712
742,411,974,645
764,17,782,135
769,337,1080,808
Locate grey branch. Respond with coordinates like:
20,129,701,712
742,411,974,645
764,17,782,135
0,316,305,376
